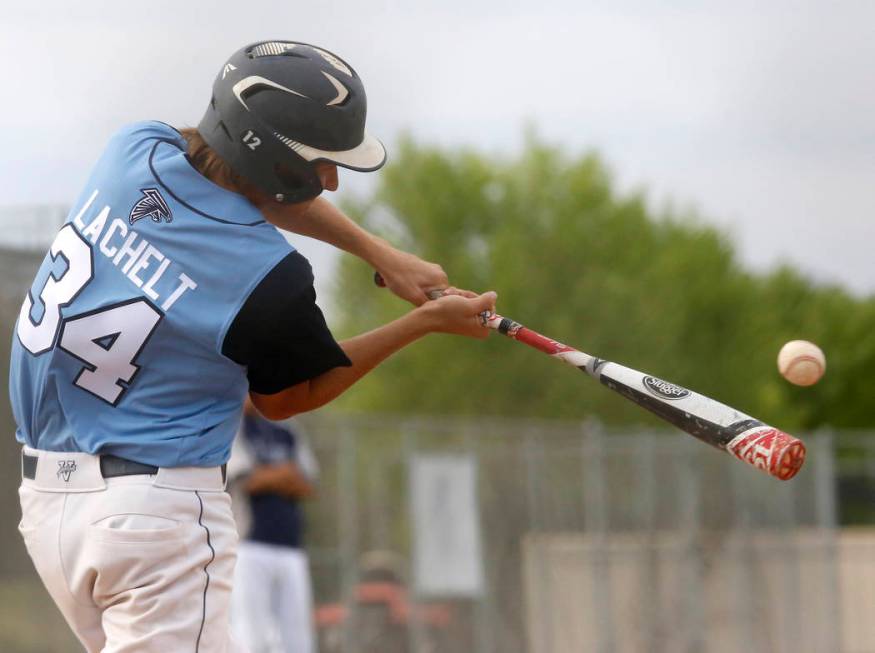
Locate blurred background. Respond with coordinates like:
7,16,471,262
1,1,873,651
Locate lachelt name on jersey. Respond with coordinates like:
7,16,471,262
72,189,197,311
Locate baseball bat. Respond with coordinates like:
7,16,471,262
374,272,806,480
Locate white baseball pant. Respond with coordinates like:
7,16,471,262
18,447,247,653
231,541,315,653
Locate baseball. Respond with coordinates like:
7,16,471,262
777,340,826,386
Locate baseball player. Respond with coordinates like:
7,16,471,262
11,40,496,653
228,400,319,653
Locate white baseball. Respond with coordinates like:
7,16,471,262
777,340,826,386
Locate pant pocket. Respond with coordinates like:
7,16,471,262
89,513,187,543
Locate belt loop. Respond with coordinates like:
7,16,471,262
21,453,38,480
153,466,226,492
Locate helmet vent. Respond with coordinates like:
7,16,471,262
248,42,304,58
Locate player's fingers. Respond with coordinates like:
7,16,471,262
437,287,479,299
465,292,497,339
430,265,449,289
472,291,497,315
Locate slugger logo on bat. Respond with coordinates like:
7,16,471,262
643,376,691,400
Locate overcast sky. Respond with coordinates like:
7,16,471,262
1,0,873,300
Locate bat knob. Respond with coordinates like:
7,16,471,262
773,438,807,480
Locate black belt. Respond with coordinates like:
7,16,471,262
101,455,161,478
21,452,225,481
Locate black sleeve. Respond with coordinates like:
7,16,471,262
222,251,352,394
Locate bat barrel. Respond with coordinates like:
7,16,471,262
725,427,806,481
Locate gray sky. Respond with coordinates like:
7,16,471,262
2,0,873,300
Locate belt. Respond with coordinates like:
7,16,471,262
21,452,226,483
101,455,161,479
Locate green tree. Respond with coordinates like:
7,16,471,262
329,134,875,430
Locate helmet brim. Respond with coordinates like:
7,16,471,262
292,131,387,172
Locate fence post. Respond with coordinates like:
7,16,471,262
677,440,704,653
467,427,495,653
638,432,659,653
339,424,360,653
525,431,553,653
403,426,430,653
814,431,843,653
582,421,615,653
365,452,388,551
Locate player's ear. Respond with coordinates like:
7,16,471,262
315,163,339,192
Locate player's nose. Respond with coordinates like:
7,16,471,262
317,163,339,192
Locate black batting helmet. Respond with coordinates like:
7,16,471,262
198,40,386,203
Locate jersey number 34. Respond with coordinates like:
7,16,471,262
16,225,163,405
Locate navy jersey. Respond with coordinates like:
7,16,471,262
9,122,312,467
231,414,317,549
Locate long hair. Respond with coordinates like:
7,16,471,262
178,128,263,202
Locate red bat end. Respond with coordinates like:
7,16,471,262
726,428,807,481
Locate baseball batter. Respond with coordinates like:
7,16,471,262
11,40,496,653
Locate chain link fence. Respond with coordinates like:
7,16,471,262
0,417,873,652
297,416,874,653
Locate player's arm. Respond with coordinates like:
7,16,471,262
249,291,495,419
244,461,315,499
259,196,447,305
223,252,496,420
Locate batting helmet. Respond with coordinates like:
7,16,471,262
198,40,386,203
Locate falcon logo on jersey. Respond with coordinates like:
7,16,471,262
129,188,172,225
57,460,77,482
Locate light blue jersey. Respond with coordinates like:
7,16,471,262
9,122,293,467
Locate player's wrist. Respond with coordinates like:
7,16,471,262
408,302,441,337
359,233,393,269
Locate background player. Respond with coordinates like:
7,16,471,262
228,399,320,653
12,40,496,653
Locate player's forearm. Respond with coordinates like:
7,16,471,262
250,292,495,419
251,308,432,419
262,197,448,305
262,197,390,266
312,314,431,403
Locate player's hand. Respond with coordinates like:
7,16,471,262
418,290,497,339
373,247,449,306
